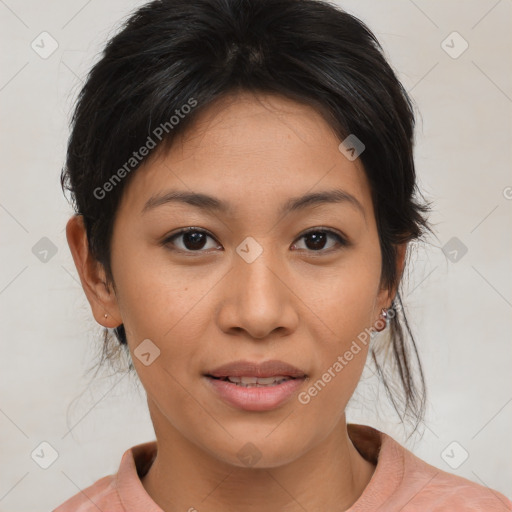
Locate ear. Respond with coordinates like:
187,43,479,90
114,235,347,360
65,215,122,327
389,242,407,302
374,242,407,330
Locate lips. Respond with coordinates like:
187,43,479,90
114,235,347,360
203,361,308,411
205,359,307,379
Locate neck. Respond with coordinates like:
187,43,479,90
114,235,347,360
141,408,375,512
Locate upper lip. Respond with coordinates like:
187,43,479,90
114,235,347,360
205,359,307,379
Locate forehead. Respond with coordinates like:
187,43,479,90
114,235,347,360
117,91,373,221
174,91,342,158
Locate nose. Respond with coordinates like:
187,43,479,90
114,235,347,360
216,248,299,340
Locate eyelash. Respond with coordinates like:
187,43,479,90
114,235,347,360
162,227,348,254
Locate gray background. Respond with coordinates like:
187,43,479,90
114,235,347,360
1,0,511,510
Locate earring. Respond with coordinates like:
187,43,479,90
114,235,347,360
104,313,108,318
375,307,389,332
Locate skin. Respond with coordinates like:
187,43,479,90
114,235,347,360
66,90,406,512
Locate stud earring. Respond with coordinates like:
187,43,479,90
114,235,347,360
104,313,108,318
374,307,389,332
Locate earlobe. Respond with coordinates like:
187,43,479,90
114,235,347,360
374,242,408,331
65,215,122,327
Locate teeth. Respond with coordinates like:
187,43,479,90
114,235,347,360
226,376,293,387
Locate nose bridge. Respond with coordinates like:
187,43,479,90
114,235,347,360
234,236,283,300
220,236,297,337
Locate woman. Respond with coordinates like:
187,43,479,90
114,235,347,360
54,0,512,510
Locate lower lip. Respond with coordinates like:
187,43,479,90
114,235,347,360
204,376,306,411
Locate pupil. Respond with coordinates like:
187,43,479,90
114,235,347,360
184,231,206,250
306,232,326,250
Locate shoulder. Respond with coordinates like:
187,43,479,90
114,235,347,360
348,424,512,511
383,432,511,510
52,440,158,511
52,474,121,511
399,447,512,511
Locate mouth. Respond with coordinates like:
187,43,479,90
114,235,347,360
205,358,307,380
202,360,308,411
205,375,301,387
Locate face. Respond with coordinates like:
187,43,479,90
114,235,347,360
69,91,402,468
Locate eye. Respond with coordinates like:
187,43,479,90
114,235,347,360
291,228,348,252
163,227,221,252
162,226,348,254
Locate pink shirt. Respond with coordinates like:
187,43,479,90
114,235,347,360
53,424,512,511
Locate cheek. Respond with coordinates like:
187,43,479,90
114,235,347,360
307,250,382,342
110,245,220,388
296,319,371,435
112,239,211,338
116,261,212,426
295,248,380,414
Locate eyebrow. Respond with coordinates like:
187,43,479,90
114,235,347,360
142,188,365,219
